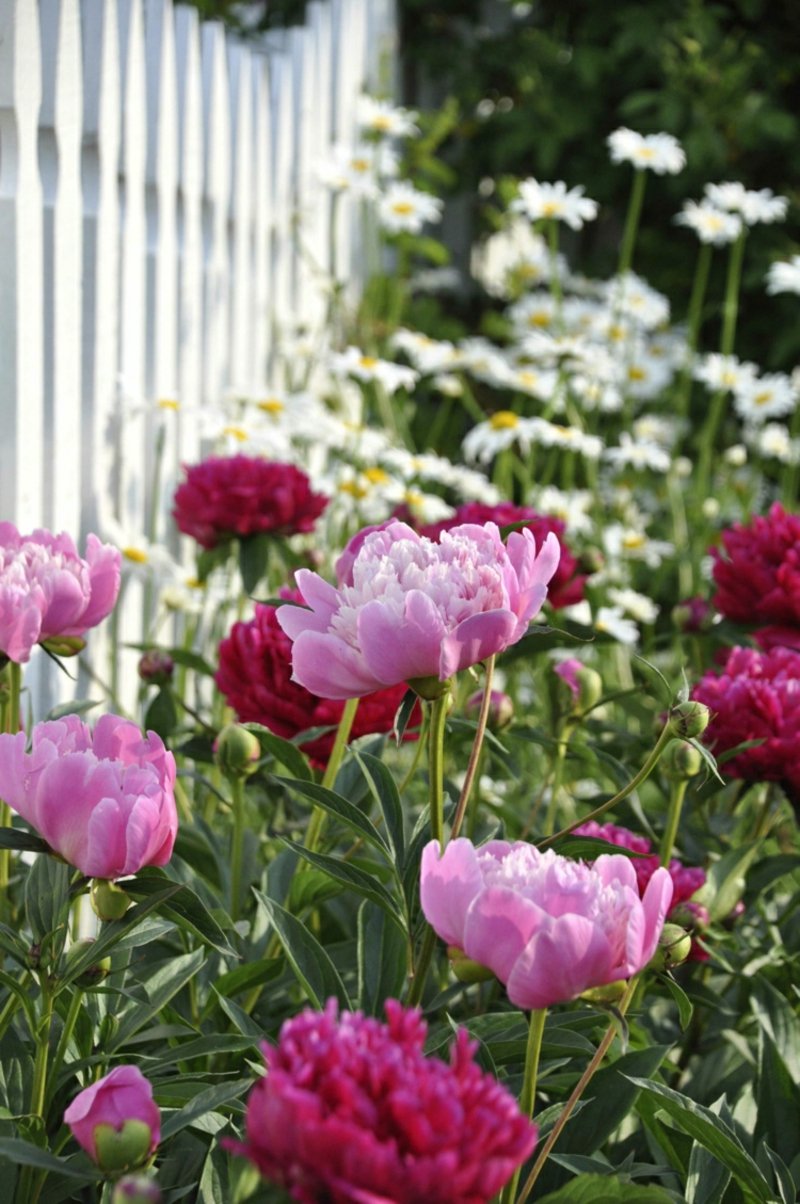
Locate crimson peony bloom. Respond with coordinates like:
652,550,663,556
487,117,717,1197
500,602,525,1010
691,644,800,802
0,714,177,879
421,838,672,1010
416,501,586,610
711,503,800,635
0,523,121,664
278,519,560,700
64,1065,160,1173
216,591,418,768
226,999,538,1204
172,455,328,550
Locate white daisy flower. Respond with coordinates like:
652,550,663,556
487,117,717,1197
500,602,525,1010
357,95,419,139
316,142,397,197
704,181,788,226
766,256,800,296
675,200,742,245
462,411,538,464
733,372,797,424
606,272,670,329
607,127,685,175
389,329,462,374
533,486,595,535
377,182,443,234
594,605,640,645
604,432,671,473
607,586,660,624
747,422,800,464
511,178,598,230
693,353,759,393
329,347,418,394
529,418,604,460
472,220,556,298
507,291,559,333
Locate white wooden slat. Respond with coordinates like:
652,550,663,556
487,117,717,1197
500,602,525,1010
228,42,256,395
250,51,274,386
0,0,44,530
291,20,327,332
173,4,204,470
266,35,298,376
200,21,232,409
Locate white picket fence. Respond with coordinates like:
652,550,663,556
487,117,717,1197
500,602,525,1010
0,0,395,712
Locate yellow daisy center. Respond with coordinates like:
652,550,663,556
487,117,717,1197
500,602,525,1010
489,411,520,430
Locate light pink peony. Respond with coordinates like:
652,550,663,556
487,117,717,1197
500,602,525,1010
64,1065,160,1169
420,838,673,1009
277,519,561,699
0,523,121,663
0,714,177,879
226,999,538,1204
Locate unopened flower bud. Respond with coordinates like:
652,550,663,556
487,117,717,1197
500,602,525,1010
580,979,627,1005
668,900,710,935
64,1065,160,1174
95,1120,154,1175
64,938,112,988
138,650,175,686
578,547,604,575
465,689,514,731
90,878,131,922
112,1176,162,1204
671,596,713,634
407,675,453,702
554,659,603,714
214,723,261,780
661,739,704,780
40,635,86,658
668,700,710,740
447,945,495,984
648,923,692,972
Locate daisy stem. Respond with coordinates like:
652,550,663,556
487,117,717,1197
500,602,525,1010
617,169,647,278
305,697,360,855
696,228,746,497
676,241,712,420
516,979,638,1203
547,221,563,326
538,717,674,850
502,1007,547,1204
451,656,495,840
659,778,688,868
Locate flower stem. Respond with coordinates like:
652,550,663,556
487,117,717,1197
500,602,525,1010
305,697,360,855
46,987,85,1108
542,724,572,838
16,979,55,1201
229,776,246,923
538,718,674,850
659,778,688,868
407,924,437,1007
427,690,451,847
676,241,712,420
451,657,495,840
617,169,647,278
516,979,638,1203
502,1008,547,1204
0,661,21,914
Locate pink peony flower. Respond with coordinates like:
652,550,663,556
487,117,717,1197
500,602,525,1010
226,999,538,1204
420,837,673,1009
277,519,561,700
0,523,121,664
691,643,800,801
711,503,800,634
416,502,586,610
172,455,328,550
0,714,177,879
64,1065,160,1172
216,590,420,768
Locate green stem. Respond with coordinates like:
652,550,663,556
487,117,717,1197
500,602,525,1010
547,220,563,325
659,778,688,868
676,241,712,420
46,987,85,1107
542,724,572,839
305,697,360,855
0,661,21,913
539,718,674,850
502,1008,547,1204
407,924,437,1008
229,776,246,923
16,981,55,1202
516,979,638,1204
427,690,451,847
617,169,647,278
451,657,495,840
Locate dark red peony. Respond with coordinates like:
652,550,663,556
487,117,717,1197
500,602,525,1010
415,501,586,610
711,503,800,636
225,999,538,1204
216,590,418,768
173,455,328,550
691,644,800,802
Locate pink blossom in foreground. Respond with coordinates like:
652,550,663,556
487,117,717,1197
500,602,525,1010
277,519,561,699
226,999,538,1204
0,714,177,879
420,838,673,1009
64,1065,160,1170
0,523,121,663
691,643,800,801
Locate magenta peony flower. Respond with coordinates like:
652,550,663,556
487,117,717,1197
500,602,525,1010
0,523,121,664
416,502,586,610
0,714,177,879
691,644,800,800
226,999,538,1204
172,455,328,550
420,837,673,1009
216,590,419,768
64,1065,160,1173
711,503,800,633
277,519,561,700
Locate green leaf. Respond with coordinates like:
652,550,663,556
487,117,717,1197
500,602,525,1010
557,1045,670,1156
705,842,761,921
244,725,312,780
0,1139,99,1180
45,698,101,721
0,826,50,854
627,1077,775,1203
109,948,207,1050
686,1141,731,1204
357,901,408,1016
123,869,236,955
25,856,71,962
197,1143,232,1204
392,689,419,744
58,891,184,988
254,890,351,1009
355,752,406,871
534,1174,675,1202
660,973,694,1030
275,779,391,858
159,1078,252,1141
144,685,179,740
238,532,271,594
279,840,404,925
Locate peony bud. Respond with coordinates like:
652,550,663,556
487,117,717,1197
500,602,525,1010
661,739,704,780
407,675,453,702
447,945,496,984
95,1120,155,1175
39,635,87,658
64,1066,160,1173
580,979,627,1005
648,923,692,972
554,658,603,714
668,900,710,935
91,879,132,922
465,689,514,731
112,1175,162,1204
671,596,713,634
213,723,262,780
64,938,112,988
667,700,710,740
138,650,175,686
